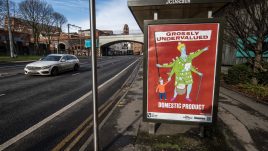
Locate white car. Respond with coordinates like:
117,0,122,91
24,54,80,76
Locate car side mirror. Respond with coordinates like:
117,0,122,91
39,58,44,61
61,59,66,62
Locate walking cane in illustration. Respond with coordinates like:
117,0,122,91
196,75,203,102
156,42,208,102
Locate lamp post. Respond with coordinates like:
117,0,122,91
6,0,14,58
89,0,99,151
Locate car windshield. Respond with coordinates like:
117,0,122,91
42,55,62,61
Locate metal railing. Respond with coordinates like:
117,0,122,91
111,30,142,35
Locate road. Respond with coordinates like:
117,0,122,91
0,56,141,151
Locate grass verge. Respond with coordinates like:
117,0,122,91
236,84,268,101
0,55,41,62
135,125,232,151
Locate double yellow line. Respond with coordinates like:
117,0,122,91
53,59,141,151
52,88,122,151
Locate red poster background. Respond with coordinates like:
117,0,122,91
147,23,219,116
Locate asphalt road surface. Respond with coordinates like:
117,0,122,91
0,56,140,151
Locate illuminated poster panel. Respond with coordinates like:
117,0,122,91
144,19,223,124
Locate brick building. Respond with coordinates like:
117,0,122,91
1,17,116,56
0,28,31,55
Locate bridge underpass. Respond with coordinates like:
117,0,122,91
98,34,144,56
100,40,144,56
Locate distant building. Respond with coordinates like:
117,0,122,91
2,17,62,55
100,30,114,36
131,42,143,55
0,28,31,55
123,24,129,35
4,17,60,35
107,41,143,56
80,29,113,39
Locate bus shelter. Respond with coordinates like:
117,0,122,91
128,0,232,127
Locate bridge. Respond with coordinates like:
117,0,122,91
98,34,144,55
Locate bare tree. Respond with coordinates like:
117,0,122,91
19,0,53,54
224,0,268,84
0,0,5,28
0,0,17,57
40,4,55,54
53,12,67,53
0,0,16,28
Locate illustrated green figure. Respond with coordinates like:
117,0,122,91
156,42,208,102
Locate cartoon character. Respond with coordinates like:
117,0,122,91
156,42,208,102
156,77,169,101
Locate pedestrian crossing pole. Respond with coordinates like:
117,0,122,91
89,0,99,150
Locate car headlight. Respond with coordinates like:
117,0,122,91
42,65,51,69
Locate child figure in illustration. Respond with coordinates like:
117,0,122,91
156,42,208,102
156,77,169,101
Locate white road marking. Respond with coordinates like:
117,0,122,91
0,59,139,151
0,94,5,97
0,73,9,77
72,73,80,76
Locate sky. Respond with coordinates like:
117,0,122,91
12,0,140,32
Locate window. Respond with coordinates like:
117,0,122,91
61,56,67,61
43,55,62,61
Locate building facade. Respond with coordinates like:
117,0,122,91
0,28,31,55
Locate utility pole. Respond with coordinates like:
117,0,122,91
68,24,82,55
89,0,99,150
67,23,70,39
6,0,14,58
79,27,82,55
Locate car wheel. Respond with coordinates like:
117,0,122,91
51,67,59,76
74,64,79,71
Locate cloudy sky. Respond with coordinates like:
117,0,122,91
12,0,140,32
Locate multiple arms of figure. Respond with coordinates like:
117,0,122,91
156,62,175,81
189,47,208,59
189,46,208,76
156,61,203,77
156,61,174,68
191,66,203,77
156,46,208,78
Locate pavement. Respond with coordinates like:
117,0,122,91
92,63,268,151
219,87,268,151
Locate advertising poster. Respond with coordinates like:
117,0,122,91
145,20,221,123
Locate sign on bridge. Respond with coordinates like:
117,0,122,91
85,39,99,48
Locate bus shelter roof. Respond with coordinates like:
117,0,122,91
128,0,233,31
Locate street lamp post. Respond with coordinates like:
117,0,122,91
6,0,14,58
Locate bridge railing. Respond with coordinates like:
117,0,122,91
111,30,143,35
